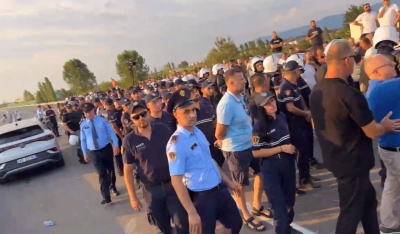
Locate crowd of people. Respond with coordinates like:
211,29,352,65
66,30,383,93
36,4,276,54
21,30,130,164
28,1,400,234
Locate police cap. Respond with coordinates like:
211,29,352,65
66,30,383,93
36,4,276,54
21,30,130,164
118,98,131,106
83,102,95,112
166,81,174,89
254,91,275,107
174,78,185,86
144,91,161,103
166,88,192,114
186,79,199,90
161,90,172,100
201,80,213,89
104,98,114,105
284,60,300,72
129,100,148,114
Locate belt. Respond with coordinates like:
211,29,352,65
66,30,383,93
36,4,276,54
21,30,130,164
379,146,400,152
190,183,225,194
144,178,171,187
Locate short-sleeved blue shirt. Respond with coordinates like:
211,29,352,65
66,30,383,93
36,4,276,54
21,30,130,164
216,91,253,151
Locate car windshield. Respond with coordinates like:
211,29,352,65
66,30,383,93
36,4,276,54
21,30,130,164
0,125,43,145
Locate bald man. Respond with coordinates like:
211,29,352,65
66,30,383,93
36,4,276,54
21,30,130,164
310,40,399,234
366,54,400,234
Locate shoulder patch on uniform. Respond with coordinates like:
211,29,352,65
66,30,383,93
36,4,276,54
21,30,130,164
252,136,260,145
123,119,128,124
168,152,176,161
169,135,178,144
179,90,185,96
284,90,291,96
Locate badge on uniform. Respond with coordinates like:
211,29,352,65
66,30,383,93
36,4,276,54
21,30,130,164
133,101,138,106
191,143,197,150
169,135,178,144
123,119,129,125
179,90,185,96
285,90,291,96
84,126,90,129
98,128,103,133
168,152,176,161
261,92,267,97
252,136,260,145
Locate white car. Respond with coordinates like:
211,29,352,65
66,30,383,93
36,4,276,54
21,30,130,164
0,118,64,184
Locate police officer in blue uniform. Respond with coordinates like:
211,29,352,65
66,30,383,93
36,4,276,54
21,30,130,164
104,98,124,176
278,61,320,190
122,100,189,234
252,91,299,234
80,103,121,204
119,98,133,136
166,88,242,234
145,91,176,131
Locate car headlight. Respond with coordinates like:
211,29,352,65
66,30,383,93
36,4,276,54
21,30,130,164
0,164,5,170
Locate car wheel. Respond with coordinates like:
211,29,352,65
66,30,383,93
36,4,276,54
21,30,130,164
57,156,65,167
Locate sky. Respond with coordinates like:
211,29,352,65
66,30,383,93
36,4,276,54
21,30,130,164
0,0,379,102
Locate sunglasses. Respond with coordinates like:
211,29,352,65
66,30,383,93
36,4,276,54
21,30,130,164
131,110,148,120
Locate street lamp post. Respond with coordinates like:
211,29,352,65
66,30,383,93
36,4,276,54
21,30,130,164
125,59,137,86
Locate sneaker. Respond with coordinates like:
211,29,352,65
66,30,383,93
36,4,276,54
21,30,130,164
309,160,324,170
296,189,306,196
299,181,321,190
380,225,400,234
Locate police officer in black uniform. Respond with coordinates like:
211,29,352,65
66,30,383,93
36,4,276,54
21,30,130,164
104,98,124,176
62,101,86,164
199,80,217,111
144,91,176,131
122,101,189,234
277,61,320,191
161,90,172,112
119,98,133,136
252,91,299,234
45,105,60,137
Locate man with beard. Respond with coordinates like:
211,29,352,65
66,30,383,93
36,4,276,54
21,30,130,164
122,101,189,234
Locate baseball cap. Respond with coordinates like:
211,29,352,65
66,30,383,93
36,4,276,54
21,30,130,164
129,100,148,114
201,80,213,89
144,91,161,103
284,60,300,71
254,91,275,107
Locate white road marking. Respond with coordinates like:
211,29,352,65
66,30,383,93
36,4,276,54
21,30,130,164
237,201,317,234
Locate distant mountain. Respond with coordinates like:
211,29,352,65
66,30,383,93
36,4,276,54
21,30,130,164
255,0,400,41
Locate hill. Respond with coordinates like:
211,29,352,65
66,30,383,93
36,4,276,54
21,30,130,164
256,0,400,41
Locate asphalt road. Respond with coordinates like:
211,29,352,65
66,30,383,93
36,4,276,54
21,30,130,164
0,106,384,234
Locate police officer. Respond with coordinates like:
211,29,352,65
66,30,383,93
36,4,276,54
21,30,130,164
160,90,172,112
187,82,225,167
104,98,124,176
199,80,217,111
61,101,86,164
277,61,320,191
119,98,133,136
80,103,120,204
144,91,176,131
122,100,189,234
210,63,225,103
129,87,142,102
166,88,242,234
251,91,299,234
44,105,60,137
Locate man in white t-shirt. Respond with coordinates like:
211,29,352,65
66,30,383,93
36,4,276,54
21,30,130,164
354,3,379,36
378,0,400,27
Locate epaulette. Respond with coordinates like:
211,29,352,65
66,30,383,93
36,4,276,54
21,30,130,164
169,135,178,144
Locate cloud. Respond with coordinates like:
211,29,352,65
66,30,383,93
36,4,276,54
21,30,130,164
1,28,125,39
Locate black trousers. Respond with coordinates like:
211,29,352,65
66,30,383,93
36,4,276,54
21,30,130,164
50,120,59,136
88,144,117,200
114,137,123,176
335,172,379,234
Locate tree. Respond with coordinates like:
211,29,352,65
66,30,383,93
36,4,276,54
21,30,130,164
37,82,47,102
60,88,73,99
178,61,189,69
204,37,239,66
342,5,364,37
35,90,45,103
115,50,150,87
43,77,57,101
62,59,97,94
170,62,176,70
99,81,113,91
23,90,35,101
323,27,332,42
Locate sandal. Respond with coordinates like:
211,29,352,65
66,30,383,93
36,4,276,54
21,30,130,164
243,217,266,232
251,205,274,219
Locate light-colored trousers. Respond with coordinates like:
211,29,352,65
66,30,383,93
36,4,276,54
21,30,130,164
379,147,400,229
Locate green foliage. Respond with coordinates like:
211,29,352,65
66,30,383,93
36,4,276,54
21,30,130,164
115,50,150,87
35,90,45,103
43,77,57,101
99,81,113,91
23,90,35,101
62,59,97,94
178,61,189,69
60,88,73,99
342,5,364,38
323,27,332,42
